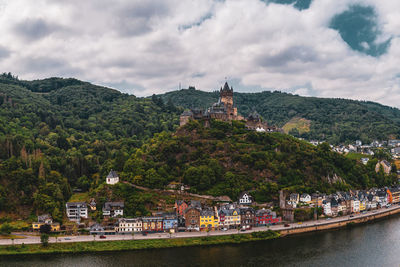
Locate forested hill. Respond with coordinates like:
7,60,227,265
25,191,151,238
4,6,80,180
0,73,180,219
122,120,397,202
159,88,400,144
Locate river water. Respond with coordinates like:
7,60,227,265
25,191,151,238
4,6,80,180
2,215,400,267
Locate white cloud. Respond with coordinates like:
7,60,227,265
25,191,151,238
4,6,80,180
0,0,400,108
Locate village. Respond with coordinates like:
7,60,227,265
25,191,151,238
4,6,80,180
28,168,400,239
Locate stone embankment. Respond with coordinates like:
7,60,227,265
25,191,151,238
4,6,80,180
278,205,400,236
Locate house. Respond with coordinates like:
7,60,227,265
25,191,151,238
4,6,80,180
359,200,366,211
218,204,241,229
116,218,142,233
337,200,347,216
255,209,281,226
142,217,163,233
289,193,299,204
322,200,332,216
375,160,392,174
50,223,60,232
300,194,311,203
90,223,105,235
89,198,97,211
376,189,388,207
330,198,338,216
66,202,88,222
351,198,360,213
200,208,219,231
106,170,119,185
390,187,400,204
240,207,255,230
102,202,124,218
311,194,325,207
38,214,53,224
175,200,188,217
163,213,178,233
361,158,369,165
184,206,201,231
238,192,253,205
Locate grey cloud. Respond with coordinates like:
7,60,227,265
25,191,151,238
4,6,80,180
257,46,319,68
13,18,61,41
0,45,10,59
22,56,80,76
114,1,169,36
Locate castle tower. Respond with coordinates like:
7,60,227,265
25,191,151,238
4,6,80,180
220,82,233,106
219,82,235,118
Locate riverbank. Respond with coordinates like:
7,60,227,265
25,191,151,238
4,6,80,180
279,204,400,236
0,230,279,256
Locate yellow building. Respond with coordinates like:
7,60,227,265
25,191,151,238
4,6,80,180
32,222,44,231
51,223,60,232
200,210,219,230
359,201,366,211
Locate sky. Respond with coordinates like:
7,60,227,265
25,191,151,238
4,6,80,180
1,0,400,107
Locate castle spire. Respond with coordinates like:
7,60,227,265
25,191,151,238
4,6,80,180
223,81,230,91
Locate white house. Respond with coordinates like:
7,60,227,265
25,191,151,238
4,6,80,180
66,202,88,222
322,201,331,216
102,202,124,217
351,199,360,213
238,192,253,205
106,170,119,185
116,218,142,233
300,194,311,203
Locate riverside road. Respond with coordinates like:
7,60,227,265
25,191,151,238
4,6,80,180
2,204,400,246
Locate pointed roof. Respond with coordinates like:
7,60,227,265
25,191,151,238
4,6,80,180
223,81,230,91
107,170,118,179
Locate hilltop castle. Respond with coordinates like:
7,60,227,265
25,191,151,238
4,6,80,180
180,82,281,133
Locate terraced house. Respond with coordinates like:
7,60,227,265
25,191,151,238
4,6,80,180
218,204,241,229
200,208,219,231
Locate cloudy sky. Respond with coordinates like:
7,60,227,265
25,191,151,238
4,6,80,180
1,0,400,107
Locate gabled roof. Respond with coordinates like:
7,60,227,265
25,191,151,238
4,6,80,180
107,170,119,179
103,202,124,210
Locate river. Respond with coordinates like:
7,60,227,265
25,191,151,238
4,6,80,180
2,214,400,266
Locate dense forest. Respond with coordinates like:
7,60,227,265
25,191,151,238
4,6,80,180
0,73,398,221
159,87,400,144
0,73,180,220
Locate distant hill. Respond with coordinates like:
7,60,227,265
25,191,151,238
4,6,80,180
159,88,400,144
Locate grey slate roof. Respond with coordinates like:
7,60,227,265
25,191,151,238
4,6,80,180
103,202,124,210
107,170,118,179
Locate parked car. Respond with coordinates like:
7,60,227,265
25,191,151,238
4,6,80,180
99,235,106,239
222,228,228,231
350,215,354,217
142,232,148,236
64,237,71,240
284,224,290,227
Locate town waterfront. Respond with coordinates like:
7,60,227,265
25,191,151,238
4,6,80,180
2,213,400,266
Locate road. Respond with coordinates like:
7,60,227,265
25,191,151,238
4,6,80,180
1,205,399,246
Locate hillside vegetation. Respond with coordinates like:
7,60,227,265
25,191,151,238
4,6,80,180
122,120,397,203
0,73,180,220
160,88,400,144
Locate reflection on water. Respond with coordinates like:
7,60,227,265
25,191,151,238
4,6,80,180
2,215,400,267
